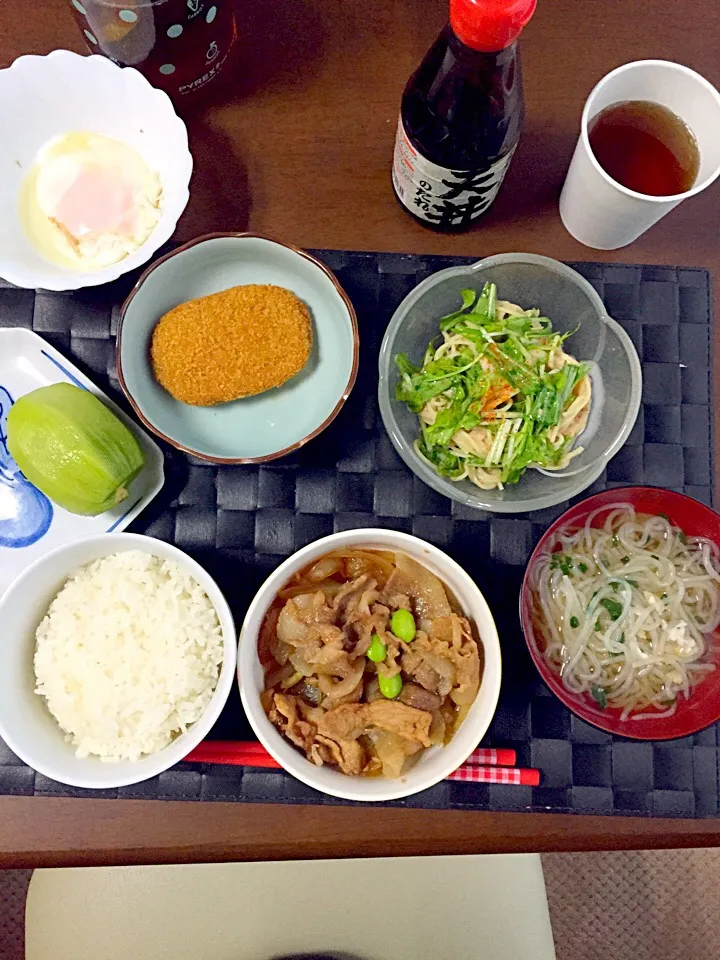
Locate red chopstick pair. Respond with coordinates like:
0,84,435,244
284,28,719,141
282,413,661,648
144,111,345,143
184,740,540,787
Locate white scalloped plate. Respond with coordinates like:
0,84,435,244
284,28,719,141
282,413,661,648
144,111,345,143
0,49,192,290
0,329,164,595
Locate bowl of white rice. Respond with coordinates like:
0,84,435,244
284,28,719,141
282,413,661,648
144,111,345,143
0,533,236,788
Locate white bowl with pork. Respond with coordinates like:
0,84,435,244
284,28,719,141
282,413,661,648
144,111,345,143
0,533,235,789
238,529,502,802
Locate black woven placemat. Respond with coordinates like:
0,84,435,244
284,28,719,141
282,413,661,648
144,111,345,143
0,252,715,816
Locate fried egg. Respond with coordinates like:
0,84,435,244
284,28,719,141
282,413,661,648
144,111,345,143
19,131,162,270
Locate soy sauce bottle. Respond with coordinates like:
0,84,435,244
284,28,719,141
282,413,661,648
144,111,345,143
392,0,536,230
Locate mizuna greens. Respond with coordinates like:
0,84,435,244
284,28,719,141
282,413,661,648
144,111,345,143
395,283,592,490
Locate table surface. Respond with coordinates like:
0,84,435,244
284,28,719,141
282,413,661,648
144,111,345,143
2,0,719,868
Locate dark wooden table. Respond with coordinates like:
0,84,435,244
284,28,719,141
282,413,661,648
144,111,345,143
2,0,719,867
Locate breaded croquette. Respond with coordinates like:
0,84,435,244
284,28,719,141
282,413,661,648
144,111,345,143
150,284,313,406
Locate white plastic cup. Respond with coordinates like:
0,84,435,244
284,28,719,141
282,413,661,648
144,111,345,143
559,60,720,250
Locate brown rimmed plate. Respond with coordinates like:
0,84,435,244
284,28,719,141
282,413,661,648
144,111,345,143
116,233,359,463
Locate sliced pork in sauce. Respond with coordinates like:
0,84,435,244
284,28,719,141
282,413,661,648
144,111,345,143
260,549,483,778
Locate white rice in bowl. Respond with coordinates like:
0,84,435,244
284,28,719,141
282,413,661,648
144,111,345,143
34,549,224,762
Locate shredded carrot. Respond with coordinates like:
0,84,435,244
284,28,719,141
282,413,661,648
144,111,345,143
481,380,516,415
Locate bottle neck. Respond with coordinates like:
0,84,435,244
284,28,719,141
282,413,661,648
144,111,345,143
444,23,518,63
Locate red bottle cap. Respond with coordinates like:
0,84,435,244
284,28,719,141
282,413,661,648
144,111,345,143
450,0,537,52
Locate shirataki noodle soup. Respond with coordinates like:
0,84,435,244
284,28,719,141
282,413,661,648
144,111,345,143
259,549,484,777
529,504,720,720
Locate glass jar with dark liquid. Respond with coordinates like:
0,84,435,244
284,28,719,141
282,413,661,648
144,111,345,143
67,0,237,103
392,0,536,231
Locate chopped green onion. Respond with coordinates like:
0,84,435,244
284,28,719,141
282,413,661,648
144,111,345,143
550,554,573,576
599,598,623,621
591,686,607,709
569,616,579,628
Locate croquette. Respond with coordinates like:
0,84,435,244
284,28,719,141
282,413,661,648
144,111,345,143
150,284,313,406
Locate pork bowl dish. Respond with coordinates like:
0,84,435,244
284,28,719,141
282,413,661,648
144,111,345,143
259,549,484,778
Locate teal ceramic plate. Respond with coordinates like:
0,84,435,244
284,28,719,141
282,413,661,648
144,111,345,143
117,234,359,463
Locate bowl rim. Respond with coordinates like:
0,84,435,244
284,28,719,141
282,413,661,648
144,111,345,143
116,232,360,464
378,252,642,514
237,528,503,801
0,531,237,788
0,49,192,292
520,485,720,741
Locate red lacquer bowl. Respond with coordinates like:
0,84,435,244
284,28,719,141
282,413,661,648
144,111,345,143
521,487,720,740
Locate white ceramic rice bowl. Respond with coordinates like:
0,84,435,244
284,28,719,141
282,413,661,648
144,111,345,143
0,533,236,789
239,529,502,802
0,50,192,291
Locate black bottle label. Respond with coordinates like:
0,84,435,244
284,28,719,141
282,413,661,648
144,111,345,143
392,118,515,227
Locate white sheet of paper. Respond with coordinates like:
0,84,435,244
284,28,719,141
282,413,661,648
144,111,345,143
26,854,556,960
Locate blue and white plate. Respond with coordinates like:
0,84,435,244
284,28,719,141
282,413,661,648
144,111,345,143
0,329,164,595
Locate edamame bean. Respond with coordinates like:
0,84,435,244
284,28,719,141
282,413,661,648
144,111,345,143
378,673,403,699
367,633,387,663
390,608,416,642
